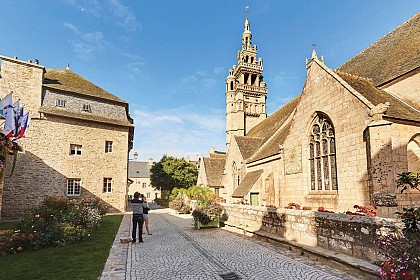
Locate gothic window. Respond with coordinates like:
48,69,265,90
407,135,420,172
232,161,238,189
309,115,338,191
230,81,234,91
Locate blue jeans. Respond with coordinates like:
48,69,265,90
132,214,144,241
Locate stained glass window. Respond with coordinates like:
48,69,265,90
309,115,338,191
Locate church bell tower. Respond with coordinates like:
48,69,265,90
225,9,268,149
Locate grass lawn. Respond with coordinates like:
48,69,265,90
0,214,123,280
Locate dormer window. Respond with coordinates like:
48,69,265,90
82,104,91,112
56,99,66,107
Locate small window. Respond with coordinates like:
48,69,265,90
142,183,146,189
67,179,81,196
70,144,82,155
103,178,112,193
82,104,91,112
56,99,66,107
105,141,113,153
146,193,150,199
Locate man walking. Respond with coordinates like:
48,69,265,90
128,192,146,243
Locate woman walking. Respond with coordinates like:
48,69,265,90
142,194,152,235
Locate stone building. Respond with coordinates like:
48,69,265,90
196,147,226,197
0,55,134,219
128,159,160,201
199,13,420,217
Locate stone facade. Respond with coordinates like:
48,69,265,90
0,55,133,219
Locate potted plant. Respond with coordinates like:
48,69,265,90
192,202,223,229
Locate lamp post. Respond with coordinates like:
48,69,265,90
133,151,138,161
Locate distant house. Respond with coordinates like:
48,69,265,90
128,159,160,201
197,148,226,197
0,55,134,219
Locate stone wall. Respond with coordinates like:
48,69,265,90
223,204,399,262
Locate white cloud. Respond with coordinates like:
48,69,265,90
63,0,141,32
131,106,225,161
181,67,225,93
64,23,109,59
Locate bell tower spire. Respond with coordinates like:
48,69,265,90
225,7,268,150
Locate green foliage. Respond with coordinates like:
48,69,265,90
150,155,198,191
0,215,123,280
0,196,105,255
396,172,420,193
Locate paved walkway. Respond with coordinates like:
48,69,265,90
100,208,376,280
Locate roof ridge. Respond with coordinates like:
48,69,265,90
335,70,373,82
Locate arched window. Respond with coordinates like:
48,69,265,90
407,135,420,172
232,162,238,189
309,115,338,191
230,81,234,91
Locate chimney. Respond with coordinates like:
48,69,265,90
209,146,215,154
148,157,153,167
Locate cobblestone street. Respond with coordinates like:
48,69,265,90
101,208,371,280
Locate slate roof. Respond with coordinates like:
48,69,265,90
337,12,420,86
39,107,133,127
128,161,151,178
234,136,263,160
248,96,300,141
203,154,226,187
232,169,264,198
245,96,300,162
336,71,420,123
43,69,126,103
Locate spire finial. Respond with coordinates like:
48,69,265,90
245,5,249,19
311,43,317,58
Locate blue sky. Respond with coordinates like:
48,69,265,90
0,1,418,162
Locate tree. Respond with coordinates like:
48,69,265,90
150,155,198,192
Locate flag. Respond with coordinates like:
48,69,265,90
2,98,16,136
17,112,30,139
0,92,13,117
4,100,20,136
9,106,24,138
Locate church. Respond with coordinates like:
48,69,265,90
198,12,420,217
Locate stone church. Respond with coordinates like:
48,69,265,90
0,56,134,219
198,13,420,217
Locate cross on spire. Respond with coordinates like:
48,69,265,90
245,5,249,18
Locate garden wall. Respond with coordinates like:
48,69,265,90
222,204,400,262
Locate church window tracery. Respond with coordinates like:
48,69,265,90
309,115,338,191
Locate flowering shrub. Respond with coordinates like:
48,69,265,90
377,207,420,279
345,205,377,216
168,198,191,213
0,196,104,255
317,206,334,213
192,203,224,224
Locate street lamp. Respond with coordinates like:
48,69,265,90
133,151,138,161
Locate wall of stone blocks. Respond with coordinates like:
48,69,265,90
382,69,420,111
223,204,399,262
272,62,373,212
0,57,44,116
43,89,128,120
2,116,129,219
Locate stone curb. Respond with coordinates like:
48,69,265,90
222,221,381,279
